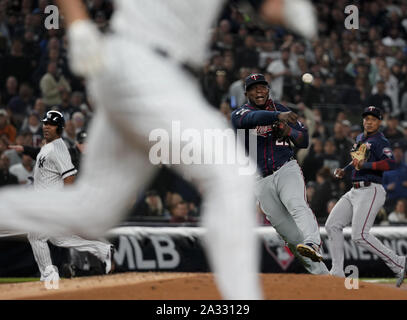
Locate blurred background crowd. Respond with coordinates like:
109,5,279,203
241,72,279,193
0,0,407,226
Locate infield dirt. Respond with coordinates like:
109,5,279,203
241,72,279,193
0,272,406,300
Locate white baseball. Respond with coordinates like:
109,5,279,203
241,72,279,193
302,73,314,84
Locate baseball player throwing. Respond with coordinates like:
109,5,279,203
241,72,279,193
325,106,407,286
28,110,114,282
232,74,328,275
0,0,318,300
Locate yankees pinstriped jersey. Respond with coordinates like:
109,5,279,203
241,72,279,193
231,100,309,177
111,0,225,66
33,138,77,190
347,132,395,184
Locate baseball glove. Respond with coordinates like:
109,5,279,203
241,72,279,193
350,142,370,169
271,120,290,141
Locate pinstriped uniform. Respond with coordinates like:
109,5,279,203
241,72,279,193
28,138,110,279
0,0,262,299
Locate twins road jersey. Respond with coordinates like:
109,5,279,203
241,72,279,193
231,100,309,177
347,131,395,184
33,138,77,191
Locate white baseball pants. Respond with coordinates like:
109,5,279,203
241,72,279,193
27,233,110,279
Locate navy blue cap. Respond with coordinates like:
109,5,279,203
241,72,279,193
244,73,268,92
362,106,383,120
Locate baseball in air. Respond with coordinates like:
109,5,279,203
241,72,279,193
302,73,314,84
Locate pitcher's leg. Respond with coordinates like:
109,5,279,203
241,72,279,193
325,194,353,277
352,186,405,275
49,235,110,261
27,233,55,279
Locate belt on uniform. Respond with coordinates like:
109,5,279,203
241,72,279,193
262,156,295,178
352,181,371,189
154,48,200,78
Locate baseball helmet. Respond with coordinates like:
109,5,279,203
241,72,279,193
244,73,269,92
42,110,65,134
76,130,87,144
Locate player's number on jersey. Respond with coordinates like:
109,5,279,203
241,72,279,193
275,140,289,146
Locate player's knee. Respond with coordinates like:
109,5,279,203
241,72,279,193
325,222,341,236
351,232,364,245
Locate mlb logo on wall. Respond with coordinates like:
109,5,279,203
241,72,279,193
264,244,295,270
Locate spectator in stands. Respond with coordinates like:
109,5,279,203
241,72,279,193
7,82,35,130
71,111,86,134
2,76,19,105
350,124,363,141
331,120,354,168
0,109,16,144
234,34,259,70
382,114,404,145
39,61,71,107
0,152,18,187
377,67,400,115
32,98,47,120
62,120,77,148
367,80,394,116
57,90,80,121
19,110,43,142
302,137,324,183
388,198,407,224
1,38,32,84
382,27,406,48
205,69,230,109
310,167,335,223
138,190,170,219
228,67,250,109
321,138,341,174
169,201,196,223
9,153,34,184
342,76,370,107
383,142,407,212
266,48,294,101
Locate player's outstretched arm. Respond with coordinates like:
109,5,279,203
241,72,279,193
56,0,104,78
55,0,89,26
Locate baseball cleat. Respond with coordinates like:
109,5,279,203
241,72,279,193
104,245,116,274
296,243,323,262
396,257,407,288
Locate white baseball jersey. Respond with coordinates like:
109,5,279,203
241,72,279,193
33,138,77,190
29,138,109,279
111,0,225,66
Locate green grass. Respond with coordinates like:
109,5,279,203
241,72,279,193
360,278,397,284
0,278,39,284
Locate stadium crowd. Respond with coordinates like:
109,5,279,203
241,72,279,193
0,0,407,225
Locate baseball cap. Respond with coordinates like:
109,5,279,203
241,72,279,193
42,110,65,127
76,130,87,144
244,73,268,92
362,106,383,120
0,109,8,117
